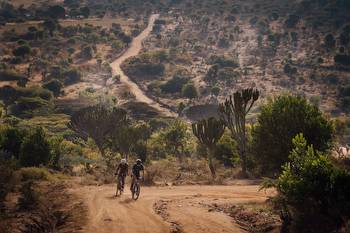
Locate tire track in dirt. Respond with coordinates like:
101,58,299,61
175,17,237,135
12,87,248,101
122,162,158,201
74,184,274,233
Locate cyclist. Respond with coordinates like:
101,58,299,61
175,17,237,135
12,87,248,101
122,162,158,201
115,158,128,191
130,159,144,192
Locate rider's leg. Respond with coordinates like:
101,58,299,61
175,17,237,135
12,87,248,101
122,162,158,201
130,176,135,192
121,175,125,190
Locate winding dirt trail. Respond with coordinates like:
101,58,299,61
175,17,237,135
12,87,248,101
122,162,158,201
75,183,274,233
110,14,177,117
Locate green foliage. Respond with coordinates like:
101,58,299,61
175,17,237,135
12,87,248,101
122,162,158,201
182,82,198,99
192,117,225,177
10,96,53,117
339,85,350,111
273,134,350,233
43,79,63,97
47,5,66,19
0,125,25,159
69,104,128,157
19,127,52,167
252,95,333,176
0,70,25,81
324,34,336,49
19,167,50,181
122,51,167,79
207,55,239,68
160,71,190,94
219,88,259,176
334,54,350,66
214,130,239,167
12,45,31,57
284,14,300,28
149,119,192,160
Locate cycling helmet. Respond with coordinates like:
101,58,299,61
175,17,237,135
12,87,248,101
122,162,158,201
121,158,126,164
136,159,142,164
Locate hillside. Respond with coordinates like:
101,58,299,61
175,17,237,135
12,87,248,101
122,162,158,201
1,1,350,233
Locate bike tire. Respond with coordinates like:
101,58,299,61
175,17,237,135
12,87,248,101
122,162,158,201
132,184,140,200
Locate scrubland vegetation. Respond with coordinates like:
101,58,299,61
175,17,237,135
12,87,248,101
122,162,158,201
0,0,350,232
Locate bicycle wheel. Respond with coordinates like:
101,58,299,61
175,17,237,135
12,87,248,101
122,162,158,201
132,183,140,200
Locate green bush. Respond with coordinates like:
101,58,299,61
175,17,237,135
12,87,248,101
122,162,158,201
272,134,350,233
19,127,52,167
42,79,63,97
63,68,81,85
19,167,50,181
214,130,239,167
160,72,190,94
0,70,25,81
334,54,350,66
10,96,52,117
0,125,25,159
12,45,31,57
182,82,198,99
252,95,333,176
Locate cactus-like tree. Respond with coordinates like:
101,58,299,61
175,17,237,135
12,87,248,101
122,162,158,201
192,117,225,178
219,88,259,176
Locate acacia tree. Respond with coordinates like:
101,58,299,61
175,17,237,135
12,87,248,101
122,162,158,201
219,88,259,176
192,117,225,178
69,104,127,157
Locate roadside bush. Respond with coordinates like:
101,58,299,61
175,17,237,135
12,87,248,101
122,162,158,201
122,51,167,79
19,127,52,167
270,134,350,233
252,95,333,176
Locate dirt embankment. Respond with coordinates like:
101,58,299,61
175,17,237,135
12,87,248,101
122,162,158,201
72,182,277,233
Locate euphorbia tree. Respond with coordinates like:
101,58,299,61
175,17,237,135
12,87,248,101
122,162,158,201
219,88,259,176
192,117,225,178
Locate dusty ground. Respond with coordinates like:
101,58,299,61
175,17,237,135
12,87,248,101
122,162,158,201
72,182,275,233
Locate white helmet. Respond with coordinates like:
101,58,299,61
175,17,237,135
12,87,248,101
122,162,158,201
121,158,126,164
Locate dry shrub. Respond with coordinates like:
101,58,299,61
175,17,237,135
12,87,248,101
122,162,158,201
18,167,51,181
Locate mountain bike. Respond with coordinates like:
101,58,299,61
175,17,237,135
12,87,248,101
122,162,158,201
115,175,124,197
131,177,141,200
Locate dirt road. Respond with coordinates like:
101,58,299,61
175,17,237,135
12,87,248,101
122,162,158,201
110,14,177,117
77,183,274,233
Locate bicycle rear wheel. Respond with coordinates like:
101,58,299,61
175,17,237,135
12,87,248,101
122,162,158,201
132,183,140,200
